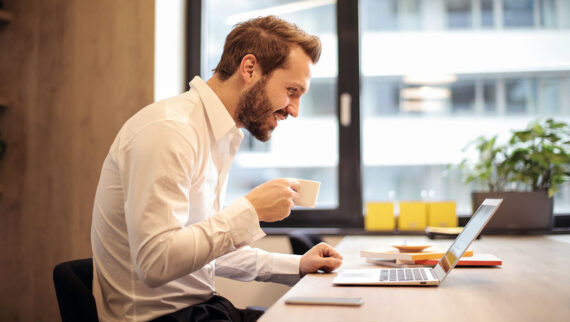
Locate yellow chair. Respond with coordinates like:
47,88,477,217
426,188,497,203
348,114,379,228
365,202,395,231
398,201,427,231
426,201,457,227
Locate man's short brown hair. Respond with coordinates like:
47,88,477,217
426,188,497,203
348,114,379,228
214,15,321,80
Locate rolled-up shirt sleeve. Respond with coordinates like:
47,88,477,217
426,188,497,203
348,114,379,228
118,121,265,288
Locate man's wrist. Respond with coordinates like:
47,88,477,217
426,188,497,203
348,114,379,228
225,197,265,248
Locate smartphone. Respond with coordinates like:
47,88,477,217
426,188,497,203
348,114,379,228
285,296,363,306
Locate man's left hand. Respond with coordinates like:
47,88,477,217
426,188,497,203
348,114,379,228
299,243,343,276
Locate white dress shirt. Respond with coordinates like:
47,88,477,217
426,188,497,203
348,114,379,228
91,76,301,321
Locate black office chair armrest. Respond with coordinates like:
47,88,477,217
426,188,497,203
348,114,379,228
53,258,98,322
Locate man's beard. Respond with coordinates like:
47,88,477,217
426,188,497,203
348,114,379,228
236,76,286,142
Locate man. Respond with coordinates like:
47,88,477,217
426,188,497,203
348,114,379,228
91,16,342,322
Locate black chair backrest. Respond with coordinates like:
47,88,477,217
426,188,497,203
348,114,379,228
53,258,98,322
288,231,323,255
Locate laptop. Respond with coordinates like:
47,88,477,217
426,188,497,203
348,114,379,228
333,198,503,286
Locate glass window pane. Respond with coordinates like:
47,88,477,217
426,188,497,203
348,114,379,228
361,78,400,115
505,78,537,114
481,0,494,27
361,0,398,31
450,79,475,113
398,0,422,30
203,0,339,209
483,80,497,113
540,0,557,28
504,0,535,27
446,0,472,29
360,0,570,216
537,77,559,114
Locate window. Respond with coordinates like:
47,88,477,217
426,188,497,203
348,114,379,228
187,0,570,228
539,0,557,28
481,0,494,27
447,0,472,29
359,0,570,216
191,0,362,228
503,0,534,27
505,78,537,114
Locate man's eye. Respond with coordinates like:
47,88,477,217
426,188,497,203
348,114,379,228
288,88,297,96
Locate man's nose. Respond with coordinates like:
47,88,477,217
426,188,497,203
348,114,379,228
287,99,300,118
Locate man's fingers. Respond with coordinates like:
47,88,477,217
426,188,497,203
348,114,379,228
318,243,343,260
288,178,300,192
291,191,301,205
285,178,301,205
325,247,343,260
320,257,342,272
300,243,344,275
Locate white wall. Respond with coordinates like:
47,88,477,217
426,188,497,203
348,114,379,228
154,0,186,101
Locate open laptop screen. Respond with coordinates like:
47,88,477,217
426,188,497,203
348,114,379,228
433,199,502,281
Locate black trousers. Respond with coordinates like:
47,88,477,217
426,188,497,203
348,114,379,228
151,295,265,322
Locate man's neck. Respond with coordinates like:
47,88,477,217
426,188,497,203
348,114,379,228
206,74,241,124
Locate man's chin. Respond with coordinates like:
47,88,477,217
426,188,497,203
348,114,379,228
250,127,274,142
256,131,272,142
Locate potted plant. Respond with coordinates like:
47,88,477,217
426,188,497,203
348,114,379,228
457,118,570,232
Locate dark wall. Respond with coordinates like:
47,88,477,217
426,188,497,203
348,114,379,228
0,0,154,319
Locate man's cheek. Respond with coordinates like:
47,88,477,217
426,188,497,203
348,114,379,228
269,95,288,110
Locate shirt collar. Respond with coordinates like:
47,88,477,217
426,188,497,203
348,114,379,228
189,76,238,142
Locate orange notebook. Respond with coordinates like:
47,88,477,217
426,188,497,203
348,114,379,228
413,253,502,266
366,253,501,267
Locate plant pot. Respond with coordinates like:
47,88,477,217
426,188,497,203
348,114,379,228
471,191,553,233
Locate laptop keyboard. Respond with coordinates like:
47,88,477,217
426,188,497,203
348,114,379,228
380,268,428,282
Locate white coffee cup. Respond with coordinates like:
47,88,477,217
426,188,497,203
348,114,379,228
294,179,321,208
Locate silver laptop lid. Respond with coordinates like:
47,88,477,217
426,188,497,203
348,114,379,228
432,198,503,282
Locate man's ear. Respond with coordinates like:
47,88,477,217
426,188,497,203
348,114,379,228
239,54,259,84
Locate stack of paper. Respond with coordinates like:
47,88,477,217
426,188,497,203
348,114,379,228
360,248,473,261
361,248,501,267
413,253,502,266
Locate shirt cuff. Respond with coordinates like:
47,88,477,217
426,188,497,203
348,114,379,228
271,253,301,275
224,196,266,248
268,253,302,286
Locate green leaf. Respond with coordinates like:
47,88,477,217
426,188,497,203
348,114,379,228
549,153,570,164
548,186,557,198
549,121,568,129
457,117,570,193
532,122,545,136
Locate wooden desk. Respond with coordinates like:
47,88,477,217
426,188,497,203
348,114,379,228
260,235,570,322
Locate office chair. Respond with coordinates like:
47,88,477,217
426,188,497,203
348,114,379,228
53,258,265,320
53,258,98,322
287,230,323,255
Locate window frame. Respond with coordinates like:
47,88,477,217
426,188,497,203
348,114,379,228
186,0,363,228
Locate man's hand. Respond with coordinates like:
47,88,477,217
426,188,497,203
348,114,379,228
245,178,300,222
299,243,343,275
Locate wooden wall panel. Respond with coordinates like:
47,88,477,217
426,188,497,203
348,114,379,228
0,0,154,320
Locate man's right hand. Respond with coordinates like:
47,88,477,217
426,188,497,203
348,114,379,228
245,178,300,222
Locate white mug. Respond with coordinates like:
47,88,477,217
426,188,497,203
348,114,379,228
294,179,321,208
